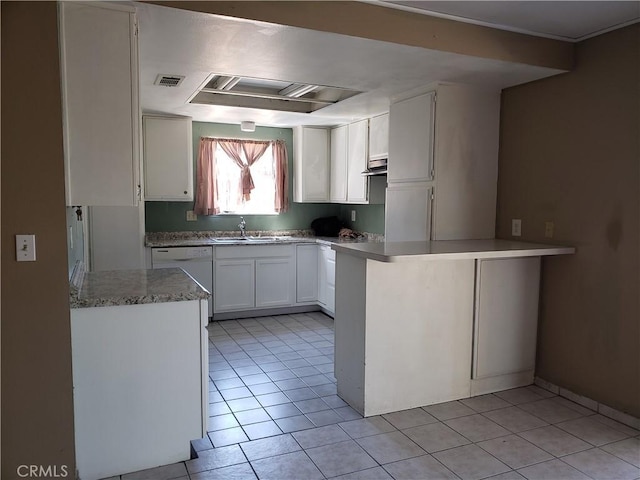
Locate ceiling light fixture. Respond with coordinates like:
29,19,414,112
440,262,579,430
214,75,241,91
240,121,256,132
279,84,318,98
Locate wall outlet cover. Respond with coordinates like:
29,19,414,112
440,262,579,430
545,221,554,238
351,210,356,222
186,210,197,221
511,219,522,237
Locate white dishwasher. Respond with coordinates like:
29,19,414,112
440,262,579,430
151,246,213,318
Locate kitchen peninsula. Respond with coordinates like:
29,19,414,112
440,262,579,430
70,265,210,480
332,239,575,417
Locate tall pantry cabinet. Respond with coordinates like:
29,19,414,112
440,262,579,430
385,84,501,241
59,1,145,271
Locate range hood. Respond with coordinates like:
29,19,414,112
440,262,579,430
362,157,388,176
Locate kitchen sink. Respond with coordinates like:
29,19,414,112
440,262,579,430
210,237,247,243
210,236,290,244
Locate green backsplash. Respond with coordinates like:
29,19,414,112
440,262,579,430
145,121,384,234
339,204,385,234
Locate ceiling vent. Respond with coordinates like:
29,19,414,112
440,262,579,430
154,74,185,87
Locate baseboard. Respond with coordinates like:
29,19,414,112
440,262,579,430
535,376,640,430
212,304,321,321
470,370,534,396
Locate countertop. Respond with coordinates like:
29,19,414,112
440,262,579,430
145,231,382,248
70,266,211,309
331,239,576,262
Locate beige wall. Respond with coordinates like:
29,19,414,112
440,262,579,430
1,2,76,477
497,24,639,417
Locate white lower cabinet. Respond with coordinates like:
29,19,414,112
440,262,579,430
214,259,255,312
296,244,319,303
71,300,208,480
318,245,336,315
471,257,542,395
212,243,336,317
213,245,295,314
256,257,295,308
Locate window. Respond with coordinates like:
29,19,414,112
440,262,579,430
194,137,288,216
216,144,275,214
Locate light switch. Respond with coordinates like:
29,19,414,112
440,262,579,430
16,234,36,261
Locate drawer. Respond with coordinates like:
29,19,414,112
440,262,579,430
214,244,294,259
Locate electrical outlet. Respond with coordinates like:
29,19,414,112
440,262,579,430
186,210,197,221
351,210,356,222
16,234,36,261
545,221,554,238
511,219,522,237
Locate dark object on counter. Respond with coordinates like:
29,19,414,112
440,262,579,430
311,216,343,237
339,228,360,239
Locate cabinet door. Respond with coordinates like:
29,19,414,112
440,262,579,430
214,259,255,312
293,127,330,202
388,92,435,183
144,116,193,201
473,258,541,380
89,205,145,271
384,183,432,241
296,245,318,303
330,126,348,202
255,258,295,308
325,248,336,314
369,113,389,161
59,2,139,206
318,249,328,307
318,246,336,315
347,120,369,203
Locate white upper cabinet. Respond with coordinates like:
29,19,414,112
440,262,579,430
293,126,331,202
368,113,389,161
143,116,193,201
385,84,500,241
385,183,432,242
330,126,348,202
388,92,435,184
430,85,500,240
346,120,369,203
59,2,140,206
329,119,370,204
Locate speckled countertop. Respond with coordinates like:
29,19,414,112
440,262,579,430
70,265,210,309
145,230,384,248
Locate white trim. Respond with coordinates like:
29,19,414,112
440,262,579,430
535,377,640,430
362,0,640,43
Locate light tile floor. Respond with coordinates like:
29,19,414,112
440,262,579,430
111,313,640,480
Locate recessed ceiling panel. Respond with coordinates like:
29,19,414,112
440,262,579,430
188,73,364,113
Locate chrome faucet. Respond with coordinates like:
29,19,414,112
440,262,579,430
238,216,247,237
